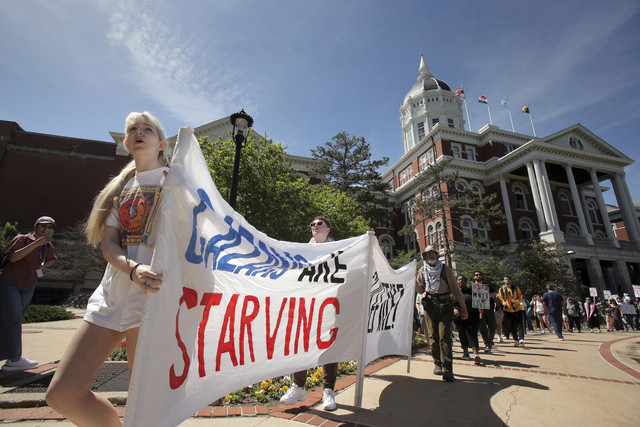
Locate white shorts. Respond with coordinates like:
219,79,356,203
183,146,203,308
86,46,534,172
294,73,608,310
84,264,147,332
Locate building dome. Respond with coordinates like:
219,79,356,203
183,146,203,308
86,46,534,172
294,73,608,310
403,55,452,104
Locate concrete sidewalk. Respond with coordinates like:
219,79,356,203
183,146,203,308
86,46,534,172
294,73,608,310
1,310,639,426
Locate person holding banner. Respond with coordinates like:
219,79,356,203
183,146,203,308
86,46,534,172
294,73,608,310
474,271,501,353
46,112,170,425
280,216,339,411
416,246,467,382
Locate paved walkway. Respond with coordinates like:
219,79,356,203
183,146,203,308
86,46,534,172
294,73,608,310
1,311,639,426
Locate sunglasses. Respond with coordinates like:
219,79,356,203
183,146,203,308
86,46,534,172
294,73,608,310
310,221,325,228
474,273,483,276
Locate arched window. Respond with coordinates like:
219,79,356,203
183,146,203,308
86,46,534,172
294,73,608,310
566,223,580,236
461,219,473,245
472,184,483,200
428,225,436,247
457,181,469,208
513,184,528,210
436,222,444,250
519,218,536,239
559,192,573,216
587,201,599,224
594,230,607,239
379,236,394,261
405,230,417,252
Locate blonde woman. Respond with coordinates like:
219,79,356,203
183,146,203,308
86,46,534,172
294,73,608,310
46,112,170,426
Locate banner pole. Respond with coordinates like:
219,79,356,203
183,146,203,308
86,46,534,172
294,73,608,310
354,231,376,407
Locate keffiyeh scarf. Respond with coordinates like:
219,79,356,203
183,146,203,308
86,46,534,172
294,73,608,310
423,260,443,295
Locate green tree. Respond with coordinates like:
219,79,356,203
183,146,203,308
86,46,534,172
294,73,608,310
311,132,392,226
402,157,505,267
1,221,20,254
511,239,577,298
389,249,422,271
199,132,370,242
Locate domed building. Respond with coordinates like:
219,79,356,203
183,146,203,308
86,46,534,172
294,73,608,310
382,55,640,296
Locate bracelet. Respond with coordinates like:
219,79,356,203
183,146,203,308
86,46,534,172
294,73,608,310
130,263,141,281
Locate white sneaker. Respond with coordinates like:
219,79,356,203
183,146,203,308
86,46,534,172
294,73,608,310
2,356,38,372
280,383,306,405
322,388,337,411
518,339,524,348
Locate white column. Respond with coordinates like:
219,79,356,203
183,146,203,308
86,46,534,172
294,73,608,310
538,160,560,231
619,173,640,241
565,164,593,244
579,190,595,234
526,161,548,232
533,159,555,231
611,173,640,243
499,175,517,243
589,169,618,242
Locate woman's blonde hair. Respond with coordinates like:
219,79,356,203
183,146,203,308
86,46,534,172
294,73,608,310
85,112,169,246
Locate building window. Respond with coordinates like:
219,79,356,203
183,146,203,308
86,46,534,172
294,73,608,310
448,118,454,128
417,121,425,141
587,201,599,224
419,154,427,171
461,219,473,245
380,237,394,261
428,225,436,247
594,230,607,239
400,170,407,185
559,192,573,216
513,184,528,210
477,222,488,240
519,218,535,239
466,147,476,161
432,118,440,127
457,181,469,208
505,144,514,154
472,184,483,199
407,165,412,180
405,231,417,252
452,144,462,159
427,148,435,165
406,126,415,149
436,222,444,250
566,223,580,235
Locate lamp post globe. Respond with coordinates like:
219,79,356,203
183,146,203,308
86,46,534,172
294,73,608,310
229,109,253,209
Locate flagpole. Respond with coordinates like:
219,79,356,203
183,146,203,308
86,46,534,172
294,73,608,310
506,98,515,132
529,114,536,136
486,93,493,125
354,231,376,407
462,84,472,132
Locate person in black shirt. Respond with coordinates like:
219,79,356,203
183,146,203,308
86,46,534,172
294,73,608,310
453,275,482,365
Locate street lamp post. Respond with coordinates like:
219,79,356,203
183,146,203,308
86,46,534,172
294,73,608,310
229,109,253,209
567,250,581,299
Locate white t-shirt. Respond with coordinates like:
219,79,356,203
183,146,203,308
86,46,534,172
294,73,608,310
85,167,168,332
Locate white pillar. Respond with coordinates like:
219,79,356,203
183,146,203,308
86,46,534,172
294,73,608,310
526,161,548,232
565,164,593,244
533,160,555,231
619,173,640,241
612,173,640,243
538,160,560,231
499,175,517,243
589,169,618,243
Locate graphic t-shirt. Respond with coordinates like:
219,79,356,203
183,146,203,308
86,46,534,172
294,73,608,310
106,167,168,265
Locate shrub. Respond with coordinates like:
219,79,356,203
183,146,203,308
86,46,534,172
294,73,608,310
23,305,75,323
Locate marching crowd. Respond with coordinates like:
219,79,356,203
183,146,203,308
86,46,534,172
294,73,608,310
414,247,640,382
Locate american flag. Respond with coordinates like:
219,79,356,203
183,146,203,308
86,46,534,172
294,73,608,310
455,88,465,99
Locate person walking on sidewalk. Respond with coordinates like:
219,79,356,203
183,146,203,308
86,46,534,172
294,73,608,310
474,271,501,353
542,284,565,340
584,297,601,332
416,246,467,382
498,276,525,347
566,297,582,333
1,216,57,371
453,275,482,365
280,216,339,411
46,112,169,426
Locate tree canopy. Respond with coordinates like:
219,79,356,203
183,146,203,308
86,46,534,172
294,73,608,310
200,132,370,242
311,132,392,226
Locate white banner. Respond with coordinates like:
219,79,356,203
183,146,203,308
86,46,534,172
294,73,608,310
123,128,415,427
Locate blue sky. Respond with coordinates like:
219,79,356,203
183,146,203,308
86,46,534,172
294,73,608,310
2,0,639,204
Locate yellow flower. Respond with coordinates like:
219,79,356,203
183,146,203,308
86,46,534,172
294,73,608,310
260,380,269,389
225,394,232,402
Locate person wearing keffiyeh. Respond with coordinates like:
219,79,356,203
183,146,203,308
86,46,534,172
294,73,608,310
416,246,467,382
